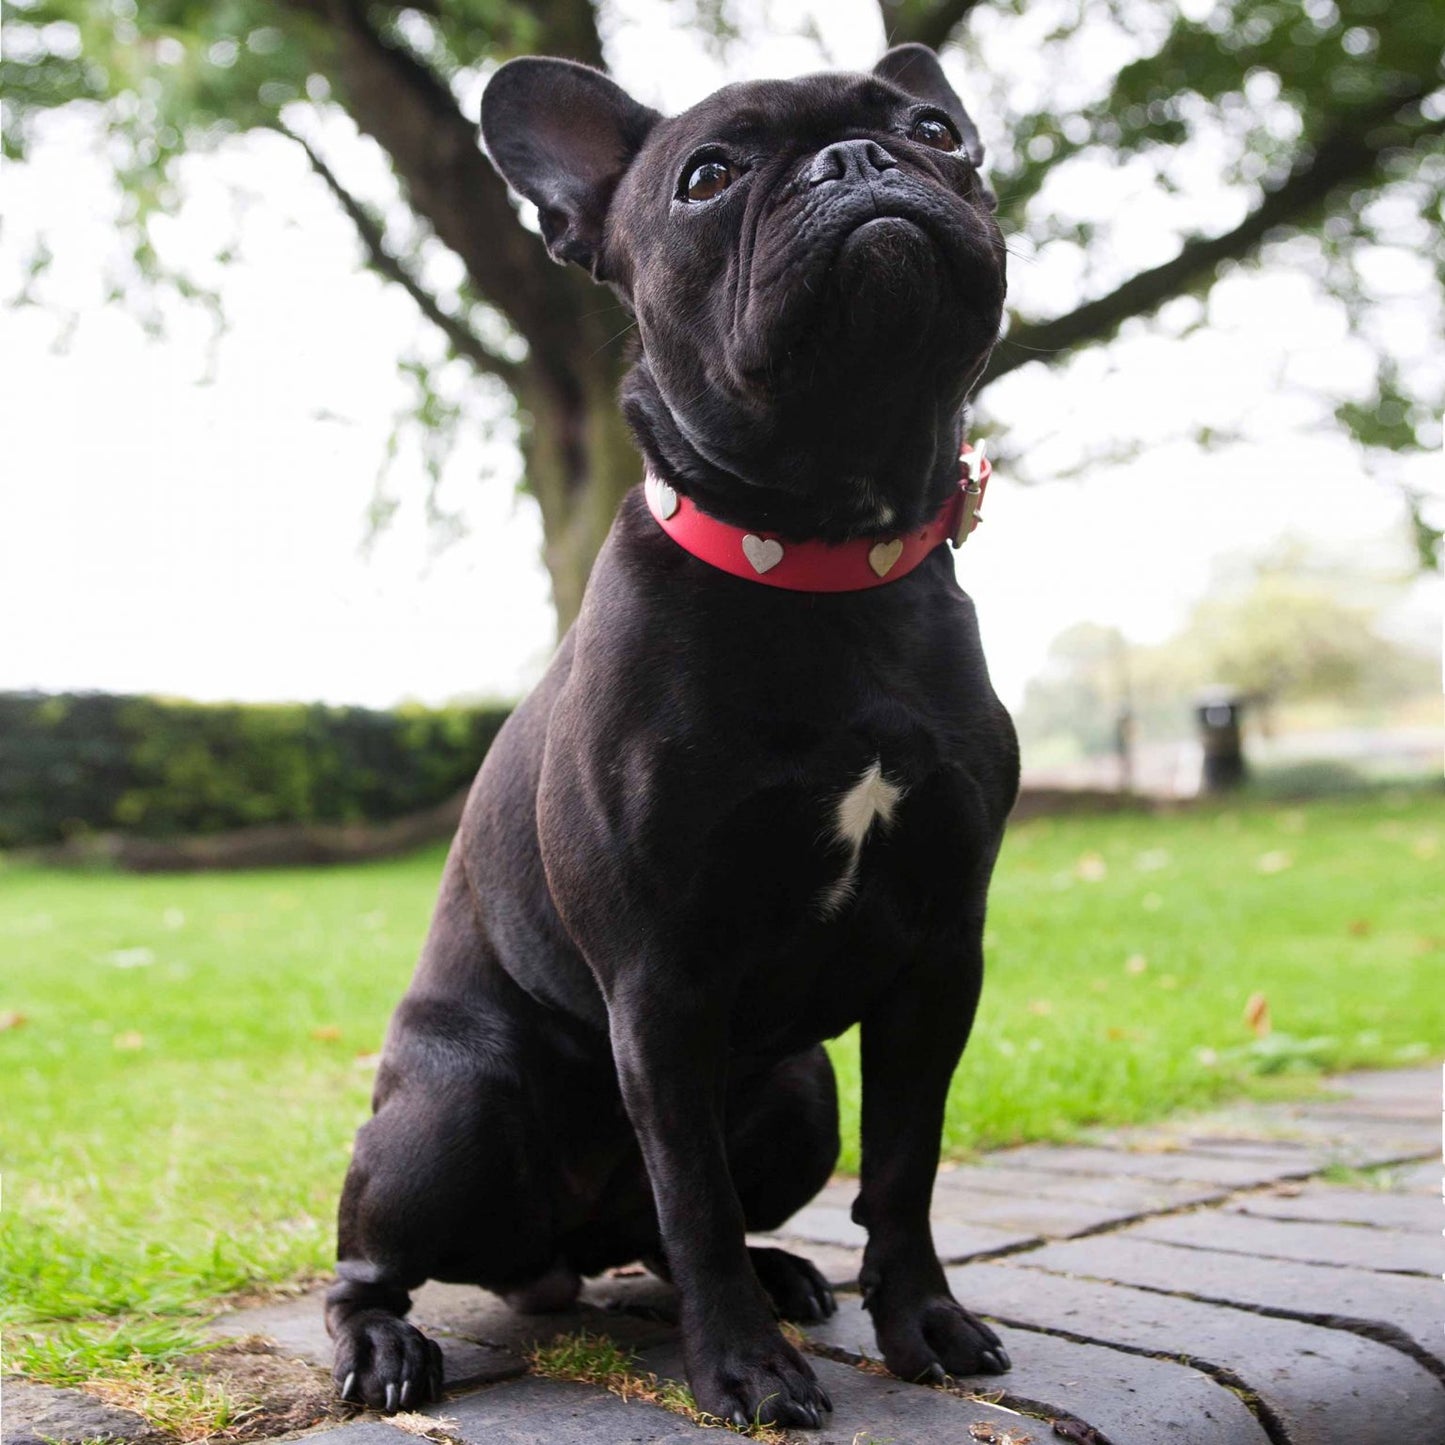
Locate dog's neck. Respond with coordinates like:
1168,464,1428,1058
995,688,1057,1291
620,356,970,544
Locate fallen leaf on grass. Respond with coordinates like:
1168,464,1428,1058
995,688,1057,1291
1243,992,1272,1038
105,947,155,969
113,1030,145,1050
1346,919,1372,936
1027,999,1053,1016
1124,953,1148,975
0,1010,26,1031
1075,853,1108,882
1255,851,1293,875
311,1026,342,1041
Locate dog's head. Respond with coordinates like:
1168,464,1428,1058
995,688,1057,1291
482,45,1006,536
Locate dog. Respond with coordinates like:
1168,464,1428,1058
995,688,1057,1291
325,42,1016,1430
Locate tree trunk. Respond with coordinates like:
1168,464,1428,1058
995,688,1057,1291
516,349,641,634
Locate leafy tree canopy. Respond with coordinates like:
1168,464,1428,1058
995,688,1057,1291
5,0,1442,622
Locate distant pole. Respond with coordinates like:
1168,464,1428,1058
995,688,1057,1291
1112,630,1135,796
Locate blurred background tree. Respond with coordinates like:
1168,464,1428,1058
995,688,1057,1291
4,0,1442,628
1018,541,1438,772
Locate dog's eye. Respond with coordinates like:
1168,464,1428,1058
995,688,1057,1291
682,160,733,202
910,118,960,153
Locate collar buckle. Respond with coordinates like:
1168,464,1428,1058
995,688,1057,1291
951,440,989,548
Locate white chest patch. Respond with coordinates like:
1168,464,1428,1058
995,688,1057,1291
817,760,903,917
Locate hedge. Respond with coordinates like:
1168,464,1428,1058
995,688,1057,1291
0,691,513,847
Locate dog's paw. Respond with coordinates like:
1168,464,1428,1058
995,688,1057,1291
691,1330,833,1430
749,1246,837,1322
872,1294,1010,1382
332,1309,445,1412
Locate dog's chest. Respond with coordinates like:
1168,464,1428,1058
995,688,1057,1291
816,759,904,917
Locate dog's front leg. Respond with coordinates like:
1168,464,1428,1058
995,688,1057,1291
608,975,833,1430
854,942,1010,1382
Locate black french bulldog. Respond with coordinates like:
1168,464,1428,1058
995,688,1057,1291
326,42,1016,1430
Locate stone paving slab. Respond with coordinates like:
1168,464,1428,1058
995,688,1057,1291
1327,1066,1441,1106
1229,1118,1440,1166
1012,1234,1445,1372
1,1377,160,1445
426,1375,714,1442
1104,1102,1440,1167
1228,1180,1445,1231
639,1343,1038,1445
811,1171,1214,1241
800,1296,1271,1445
936,1163,1224,1212
944,1260,1445,1445
975,1144,1327,1188
284,1427,412,1445
776,1204,1036,1262
934,1182,1176,1239
1128,1208,1439,1275
1395,1158,1444,1194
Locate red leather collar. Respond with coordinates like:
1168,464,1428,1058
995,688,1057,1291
644,443,990,593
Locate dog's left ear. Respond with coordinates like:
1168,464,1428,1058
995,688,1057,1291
481,57,660,277
873,43,985,168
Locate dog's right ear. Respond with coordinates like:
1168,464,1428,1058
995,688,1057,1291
481,57,660,278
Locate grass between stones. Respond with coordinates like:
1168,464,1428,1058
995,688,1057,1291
1,788,1439,1421
9,1320,254,1439
526,1330,787,1441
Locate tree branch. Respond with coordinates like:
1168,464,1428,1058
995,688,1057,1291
530,0,606,68
291,0,611,400
285,124,523,387
981,96,1443,389
875,0,987,52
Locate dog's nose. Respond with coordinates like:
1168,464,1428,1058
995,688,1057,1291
807,139,897,187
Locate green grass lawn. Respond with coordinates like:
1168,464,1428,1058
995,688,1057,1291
2,790,1441,1339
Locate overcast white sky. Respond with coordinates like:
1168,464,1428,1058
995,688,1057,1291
1,0,1439,714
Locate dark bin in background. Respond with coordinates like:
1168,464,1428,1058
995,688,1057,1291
1195,688,1247,792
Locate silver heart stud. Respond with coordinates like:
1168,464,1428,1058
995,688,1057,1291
868,539,904,577
742,534,784,574
647,475,679,520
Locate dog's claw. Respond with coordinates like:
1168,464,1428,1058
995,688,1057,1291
980,1345,1010,1373
341,1372,358,1403
819,1386,832,1411
384,1382,398,1413
400,1377,413,1408
921,1361,947,1385
729,1409,750,1430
